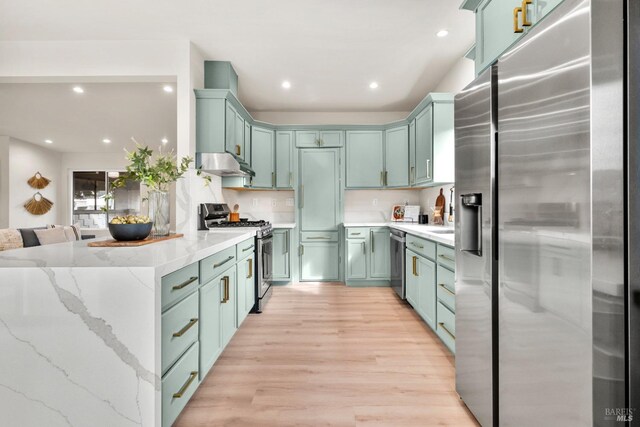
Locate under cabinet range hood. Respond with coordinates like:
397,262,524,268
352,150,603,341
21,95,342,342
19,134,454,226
196,152,255,177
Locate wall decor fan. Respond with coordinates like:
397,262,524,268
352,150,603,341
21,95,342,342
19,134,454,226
27,172,51,189
24,192,54,215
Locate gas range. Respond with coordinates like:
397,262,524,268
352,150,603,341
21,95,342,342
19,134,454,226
207,220,273,238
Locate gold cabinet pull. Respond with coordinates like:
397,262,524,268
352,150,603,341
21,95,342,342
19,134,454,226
426,159,431,180
235,144,241,156
173,371,198,398
370,230,375,253
308,236,330,240
411,241,424,249
289,172,293,187
438,322,456,340
438,283,456,296
242,245,254,252
380,171,384,186
410,166,415,184
514,7,523,33
384,171,388,186
214,256,234,269
173,318,198,337
521,0,532,26
438,254,455,263
272,172,276,187
221,276,230,303
285,231,289,253
172,276,198,291
351,232,362,236
362,241,366,254
247,258,253,279
300,185,304,208
412,256,418,276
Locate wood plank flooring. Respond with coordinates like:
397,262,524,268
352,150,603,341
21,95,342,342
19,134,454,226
176,282,478,426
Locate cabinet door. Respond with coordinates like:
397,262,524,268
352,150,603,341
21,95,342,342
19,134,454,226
235,112,244,160
199,278,222,378
237,255,254,325
346,238,367,280
415,105,433,184
275,131,293,189
476,0,523,73
295,130,320,147
272,229,291,280
220,267,237,347
299,148,340,231
251,126,275,188
369,227,390,279
406,251,419,308
225,102,236,155
300,242,340,281
196,98,226,154
244,122,251,165
384,126,409,187
319,131,344,147
346,131,384,188
409,119,416,185
416,255,436,329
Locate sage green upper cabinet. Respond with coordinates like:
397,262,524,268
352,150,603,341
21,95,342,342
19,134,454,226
409,120,416,185
251,126,275,188
384,126,409,187
244,121,251,165
369,227,390,278
414,104,433,185
234,111,245,160
299,148,340,231
295,130,344,148
225,103,236,155
346,131,384,188
275,131,294,189
272,229,291,281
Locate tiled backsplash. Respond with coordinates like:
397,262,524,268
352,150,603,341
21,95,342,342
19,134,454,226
221,189,296,223
344,189,421,223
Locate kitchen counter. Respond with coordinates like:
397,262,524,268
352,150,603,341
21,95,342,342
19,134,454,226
344,222,455,247
0,230,254,427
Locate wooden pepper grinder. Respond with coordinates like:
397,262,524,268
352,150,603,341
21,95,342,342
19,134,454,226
433,188,446,225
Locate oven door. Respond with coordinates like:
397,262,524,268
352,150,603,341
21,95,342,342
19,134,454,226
258,234,273,296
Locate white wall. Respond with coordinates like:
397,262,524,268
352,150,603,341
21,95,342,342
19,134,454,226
2,137,62,228
250,111,410,125
434,56,475,94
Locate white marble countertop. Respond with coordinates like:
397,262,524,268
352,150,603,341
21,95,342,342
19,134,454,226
0,230,255,274
272,223,296,229
343,222,455,247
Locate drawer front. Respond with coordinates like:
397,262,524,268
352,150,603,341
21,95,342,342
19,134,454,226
437,244,455,270
406,234,436,260
162,292,199,375
236,237,255,261
436,301,455,353
200,245,237,284
301,231,339,243
436,265,455,312
162,341,200,427
345,227,368,239
161,263,199,311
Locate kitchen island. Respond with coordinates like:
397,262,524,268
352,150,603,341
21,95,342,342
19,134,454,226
0,230,255,427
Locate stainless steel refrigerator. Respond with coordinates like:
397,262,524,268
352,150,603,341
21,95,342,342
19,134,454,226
454,0,632,425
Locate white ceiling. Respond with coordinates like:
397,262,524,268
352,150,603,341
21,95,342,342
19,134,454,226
0,83,177,153
0,0,475,112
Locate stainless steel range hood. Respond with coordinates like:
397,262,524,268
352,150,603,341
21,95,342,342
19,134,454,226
196,152,255,177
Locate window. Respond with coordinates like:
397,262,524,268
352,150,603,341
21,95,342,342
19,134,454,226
72,171,141,228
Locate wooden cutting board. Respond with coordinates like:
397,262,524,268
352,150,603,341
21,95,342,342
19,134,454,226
87,233,184,247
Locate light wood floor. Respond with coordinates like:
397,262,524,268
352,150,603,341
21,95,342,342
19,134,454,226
176,282,479,427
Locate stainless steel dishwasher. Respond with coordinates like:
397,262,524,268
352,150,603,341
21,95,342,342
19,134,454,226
390,228,406,299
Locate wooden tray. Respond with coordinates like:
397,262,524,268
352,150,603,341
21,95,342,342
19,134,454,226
88,233,184,247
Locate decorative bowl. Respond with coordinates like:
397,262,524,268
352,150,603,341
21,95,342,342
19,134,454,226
108,222,153,241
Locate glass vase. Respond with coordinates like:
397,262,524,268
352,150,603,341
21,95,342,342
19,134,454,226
148,190,170,237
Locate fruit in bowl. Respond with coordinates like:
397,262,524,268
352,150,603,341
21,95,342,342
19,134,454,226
108,215,153,241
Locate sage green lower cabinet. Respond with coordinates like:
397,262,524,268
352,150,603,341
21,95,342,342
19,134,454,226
345,130,384,188
251,126,275,188
405,252,418,308
369,228,390,278
416,255,436,329
300,242,340,281
272,229,291,281
345,227,390,285
346,237,367,279
198,277,222,379
162,342,200,427
236,253,255,326
220,266,237,347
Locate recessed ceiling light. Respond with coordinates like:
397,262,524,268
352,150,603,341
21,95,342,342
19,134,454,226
72,86,84,94
161,138,168,144
44,139,53,144
163,85,174,93
281,81,291,89
436,29,449,38
369,82,379,89
102,138,111,144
